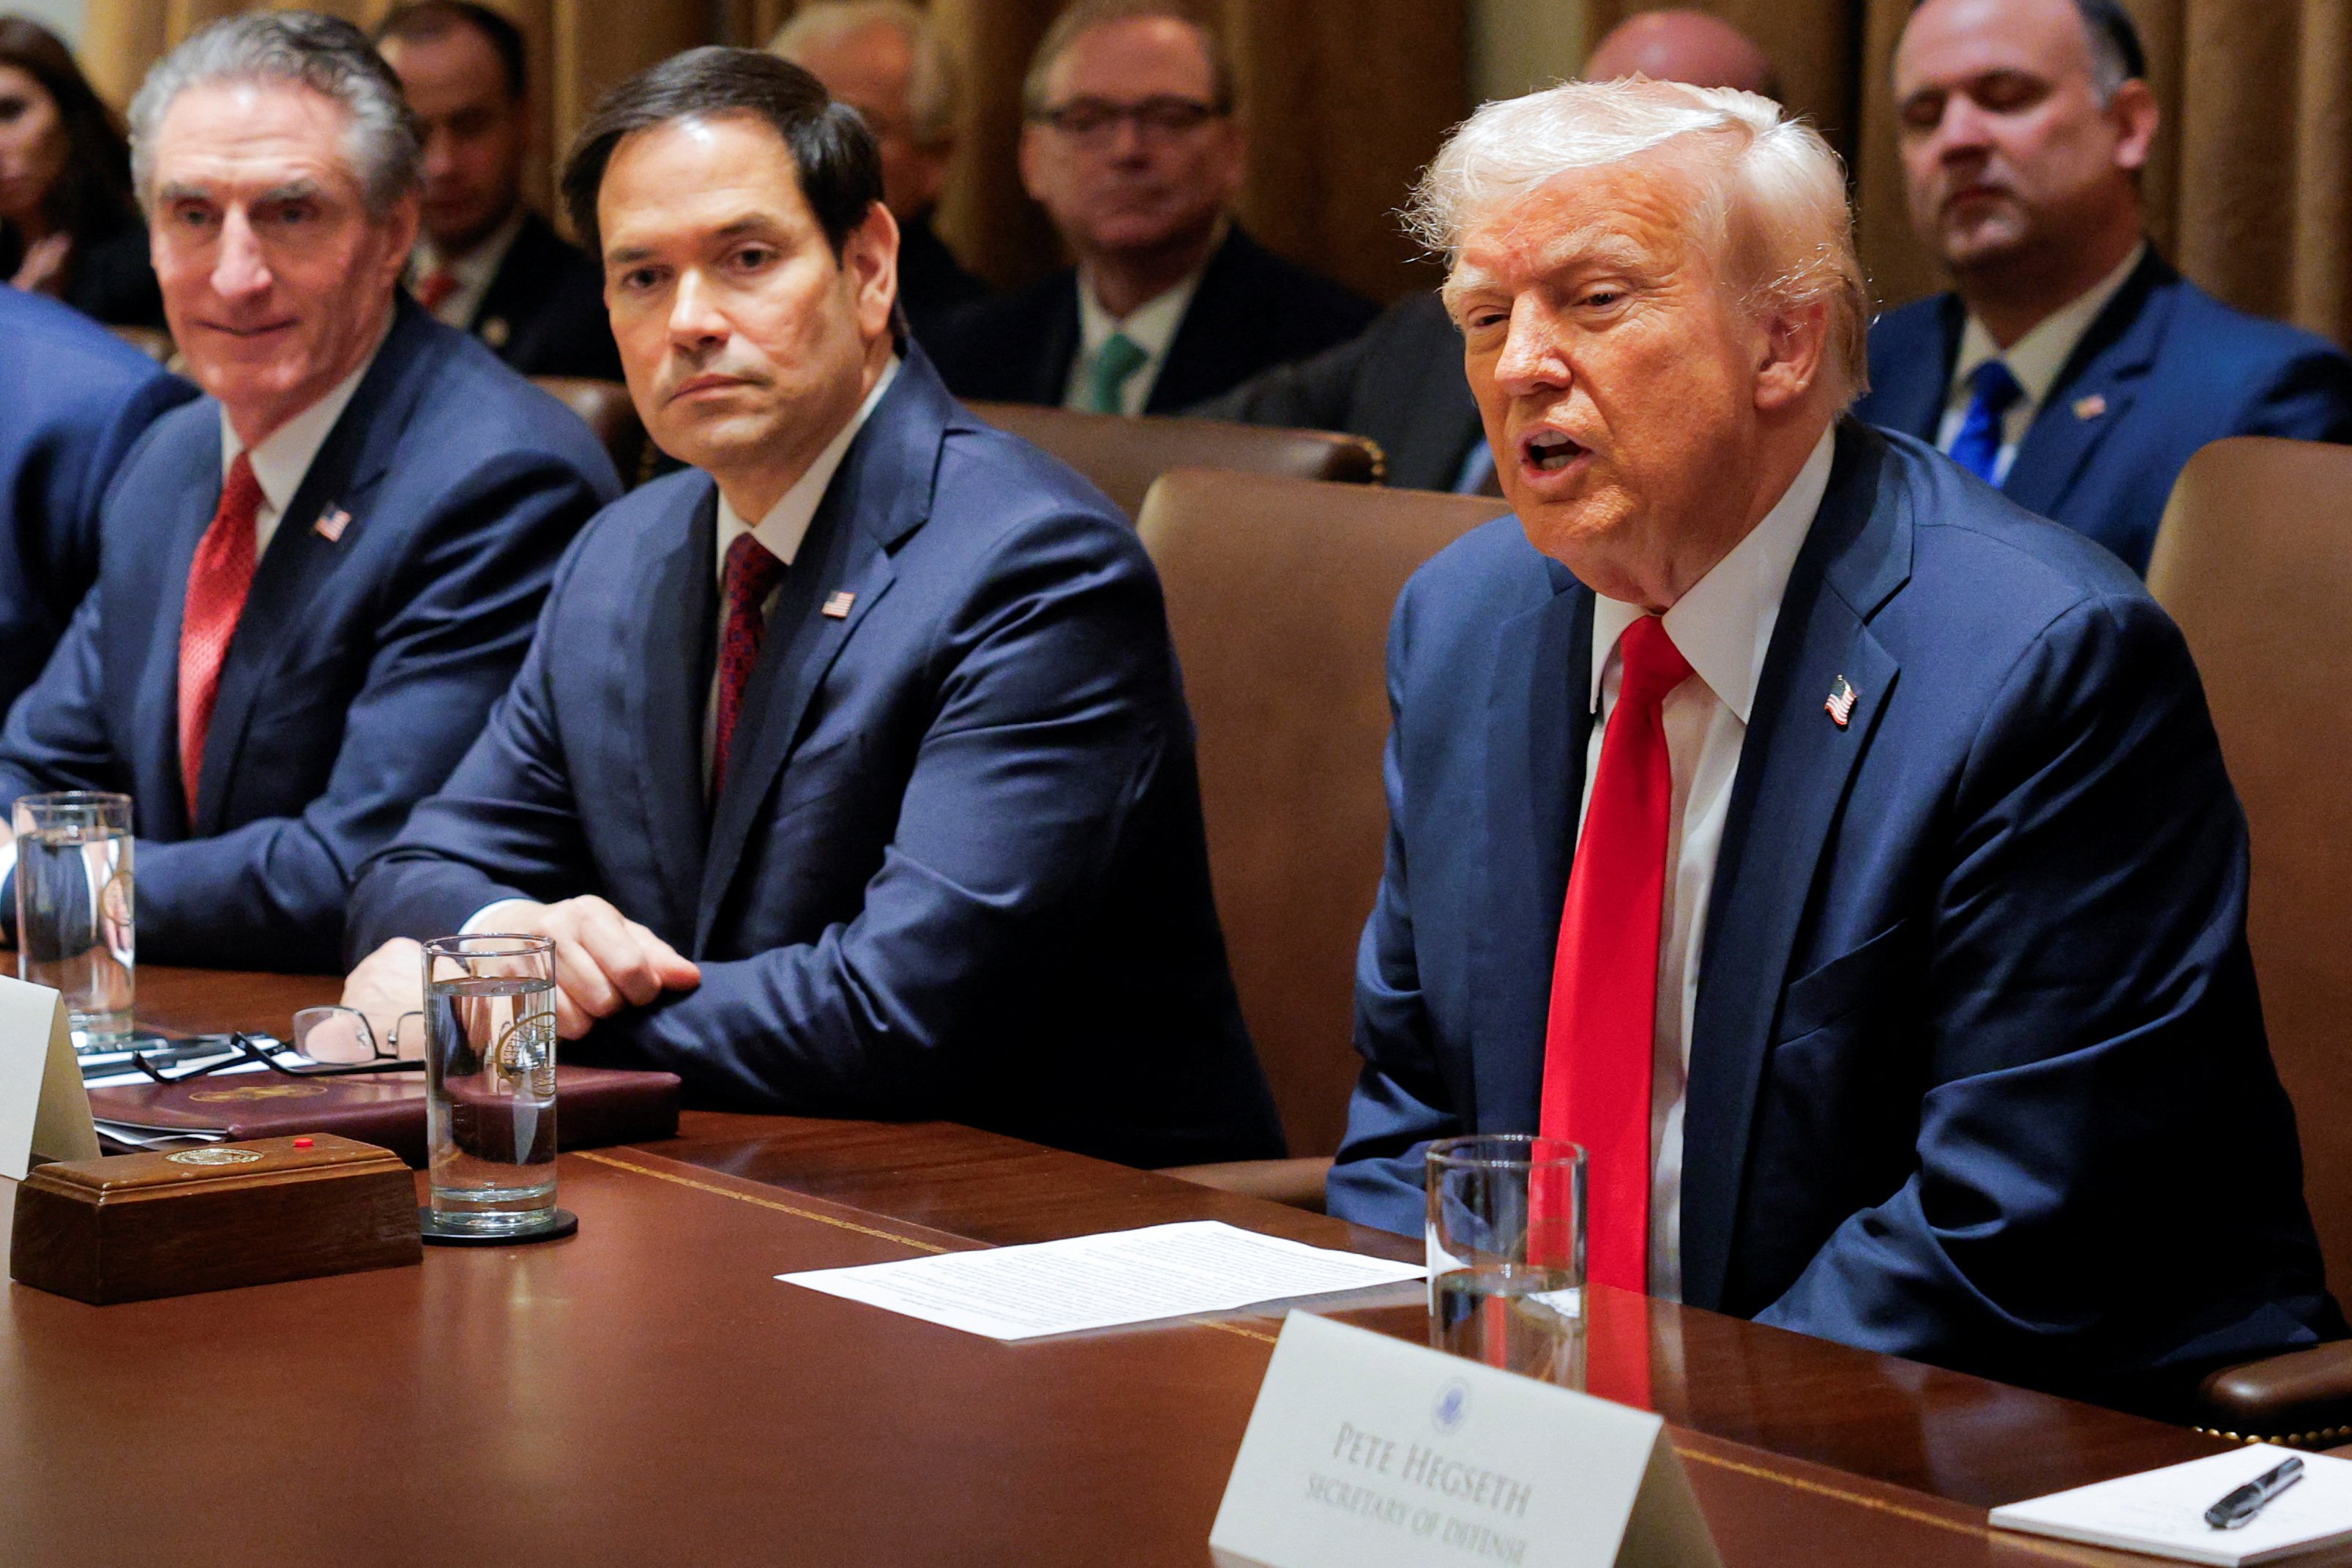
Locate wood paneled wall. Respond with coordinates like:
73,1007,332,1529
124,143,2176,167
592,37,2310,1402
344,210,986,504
78,0,1470,303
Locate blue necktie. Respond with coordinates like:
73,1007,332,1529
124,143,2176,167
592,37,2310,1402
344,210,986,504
1946,359,2026,485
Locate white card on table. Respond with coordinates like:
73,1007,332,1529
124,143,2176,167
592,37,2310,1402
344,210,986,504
0,975,100,1181
1990,1444,2352,1566
1210,1311,1720,1568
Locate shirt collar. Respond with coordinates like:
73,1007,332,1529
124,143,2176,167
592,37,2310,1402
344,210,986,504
219,315,392,515
1075,263,1206,362
1588,424,1836,724
412,205,526,291
1952,239,2146,411
714,355,901,576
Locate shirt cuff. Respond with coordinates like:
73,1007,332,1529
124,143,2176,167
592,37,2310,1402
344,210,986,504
460,898,538,936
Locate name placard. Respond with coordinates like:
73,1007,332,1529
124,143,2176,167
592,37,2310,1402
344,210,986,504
0,977,99,1181
1210,1313,1720,1568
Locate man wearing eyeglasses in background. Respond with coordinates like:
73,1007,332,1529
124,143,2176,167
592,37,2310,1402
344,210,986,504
929,0,1371,415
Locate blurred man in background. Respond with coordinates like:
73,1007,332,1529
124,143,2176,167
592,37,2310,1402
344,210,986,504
1198,7,1779,492
1855,0,2352,574
930,0,1371,415
375,0,621,380
770,0,988,348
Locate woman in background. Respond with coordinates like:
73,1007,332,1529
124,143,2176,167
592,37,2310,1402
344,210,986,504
0,16,161,329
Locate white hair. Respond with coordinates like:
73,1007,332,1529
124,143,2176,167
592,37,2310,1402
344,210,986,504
1408,78,1870,407
770,0,960,149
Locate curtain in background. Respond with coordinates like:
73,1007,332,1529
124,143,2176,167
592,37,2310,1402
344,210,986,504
80,0,1468,305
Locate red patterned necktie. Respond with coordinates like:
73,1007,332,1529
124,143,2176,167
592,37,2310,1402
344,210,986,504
712,531,786,795
414,267,459,315
177,451,263,815
1539,613,1692,1294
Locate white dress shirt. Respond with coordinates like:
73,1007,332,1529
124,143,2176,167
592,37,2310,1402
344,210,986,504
1581,425,1835,1303
1934,241,2144,485
1061,266,1203,416
460,358,901,938
407,207,525,332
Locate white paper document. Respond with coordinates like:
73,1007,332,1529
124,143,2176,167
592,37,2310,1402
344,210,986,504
1990,1445,2352,1566
777,1220,1425,1340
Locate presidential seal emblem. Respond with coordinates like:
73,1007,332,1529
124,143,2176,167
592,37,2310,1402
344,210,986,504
165,1147,266,1166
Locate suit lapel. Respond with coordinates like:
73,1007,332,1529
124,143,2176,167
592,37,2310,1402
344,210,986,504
193,305,436,833
2001,252,2171,520
1470,564,1591,1134
691,354,955,951
627,484,719,941
1678,425,1909,1311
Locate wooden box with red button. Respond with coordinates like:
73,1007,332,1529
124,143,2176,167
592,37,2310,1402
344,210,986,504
9,1133,422,1304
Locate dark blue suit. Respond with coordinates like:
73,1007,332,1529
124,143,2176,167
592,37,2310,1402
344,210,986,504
1328,422,2339,1408
348,351,1284,1171
0,299,620,971
0,285,195,714
1853,251,2352,574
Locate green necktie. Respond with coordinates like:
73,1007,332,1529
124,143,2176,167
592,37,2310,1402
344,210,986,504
1085,331,1149,415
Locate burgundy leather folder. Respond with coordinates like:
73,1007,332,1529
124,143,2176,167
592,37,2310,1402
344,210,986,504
87,1067,681,1168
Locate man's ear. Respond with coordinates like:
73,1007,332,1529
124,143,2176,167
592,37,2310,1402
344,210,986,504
846,201,900,341
1754,298,1829,414
2109,78,2159,173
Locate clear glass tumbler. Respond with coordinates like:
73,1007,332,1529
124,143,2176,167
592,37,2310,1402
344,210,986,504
422,933,559,1235
1426,1133,1588,1385
12,791,134,1047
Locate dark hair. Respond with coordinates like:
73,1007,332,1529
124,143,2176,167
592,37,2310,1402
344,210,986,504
1909,0,2146,100
0,16,136,244
561,47,881,259
373,1,528,102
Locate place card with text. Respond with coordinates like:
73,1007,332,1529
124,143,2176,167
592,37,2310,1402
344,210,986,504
1210,1312,1720,1568
0,976,99,1181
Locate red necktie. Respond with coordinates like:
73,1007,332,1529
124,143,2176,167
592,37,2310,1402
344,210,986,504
414,268,459,315
712,531,785,795
178,452,263,815
1539,613,1692,1294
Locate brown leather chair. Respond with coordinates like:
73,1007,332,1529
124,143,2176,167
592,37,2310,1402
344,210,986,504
967,401,1382,519
532,376,647,485
2148,437,2352,1442
108,325,174,365
1138,469,1508,1209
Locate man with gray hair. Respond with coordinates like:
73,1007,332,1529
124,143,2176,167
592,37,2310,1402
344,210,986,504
1855,0,2352,574
1327,76,2340,1411
770,0,988,347
0,10,617,971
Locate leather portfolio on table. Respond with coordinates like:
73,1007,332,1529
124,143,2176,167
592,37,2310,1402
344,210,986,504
85,1067,681,1168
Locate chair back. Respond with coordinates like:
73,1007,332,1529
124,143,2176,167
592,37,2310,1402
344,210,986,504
532,376,646,483
2148,436,2352,1297
1138,469,1507,1156
971,402,1381,518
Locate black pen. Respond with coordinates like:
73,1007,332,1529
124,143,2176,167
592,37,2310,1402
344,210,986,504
2206,1455,2303,1529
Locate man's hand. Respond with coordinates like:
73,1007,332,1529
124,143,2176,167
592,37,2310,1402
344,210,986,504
482,896,700,1039
340,937,425,1057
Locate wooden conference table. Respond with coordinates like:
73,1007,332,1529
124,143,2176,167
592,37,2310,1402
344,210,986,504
0,967,2301,1566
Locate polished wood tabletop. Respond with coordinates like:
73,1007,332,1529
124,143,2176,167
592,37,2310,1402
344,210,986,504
0,969,2287,1565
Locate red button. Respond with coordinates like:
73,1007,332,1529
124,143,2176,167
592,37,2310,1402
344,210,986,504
292,1138,313,1149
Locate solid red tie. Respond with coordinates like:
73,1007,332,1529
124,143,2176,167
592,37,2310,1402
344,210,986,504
177,451,263,815
712,531,786,795
414,267,459,315
1539,613,1692,1294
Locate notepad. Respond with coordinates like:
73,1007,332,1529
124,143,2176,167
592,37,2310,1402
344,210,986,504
777,1220,1425,1340
1990,1446,2352,1565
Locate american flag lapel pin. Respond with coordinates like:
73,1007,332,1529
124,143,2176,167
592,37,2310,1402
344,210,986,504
313,504,352,543
1824,674,1859,728
2072,393,2108,421
821,589,856,619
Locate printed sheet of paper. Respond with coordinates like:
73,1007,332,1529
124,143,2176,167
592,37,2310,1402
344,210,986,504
1990,1446,2352,1567
778,1220,1425,1340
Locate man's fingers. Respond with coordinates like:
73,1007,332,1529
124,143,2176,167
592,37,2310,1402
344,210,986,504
623,920,701,991
550,931,622,1018
551,986,593,1041
570,900,666,1008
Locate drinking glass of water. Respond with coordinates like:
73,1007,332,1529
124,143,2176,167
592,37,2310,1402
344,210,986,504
1427,1134,1586,1385
421,933,564,1240
12,791,134,1048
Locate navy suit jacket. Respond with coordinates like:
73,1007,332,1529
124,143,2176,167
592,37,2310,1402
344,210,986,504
1853,251,2352,573
1328,422,2340,1408
348,351,1284,1171
928,225,1375,413
0,285,195,713
461,209,623,383
0,299,620,971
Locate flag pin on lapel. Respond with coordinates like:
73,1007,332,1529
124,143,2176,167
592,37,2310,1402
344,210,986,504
821,589,856,619
313,505,352,543
1825,674,1859,728
2073,393,2108,421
